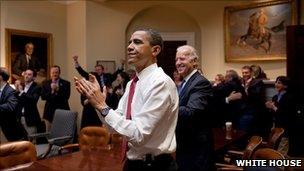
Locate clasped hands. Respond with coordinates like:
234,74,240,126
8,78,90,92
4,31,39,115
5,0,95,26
74,74,108,111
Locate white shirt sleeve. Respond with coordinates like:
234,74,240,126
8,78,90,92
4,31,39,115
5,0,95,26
104,80,171,146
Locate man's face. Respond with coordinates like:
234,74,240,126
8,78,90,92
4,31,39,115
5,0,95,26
95,66,103,75
50,67,60,80
25,44,34,56
175,48,195,78
275,80,286,92
24,70,34,83
127,31,154,69
242,68,252,81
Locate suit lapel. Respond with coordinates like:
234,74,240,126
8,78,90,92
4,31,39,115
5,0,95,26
0,84,9,103
179,71,199,101
26,82,36,95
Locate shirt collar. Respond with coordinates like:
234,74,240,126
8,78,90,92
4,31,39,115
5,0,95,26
183,69,197,84
0,83,7,92
137,63,158,81
25,81,34,88
246,77,252,85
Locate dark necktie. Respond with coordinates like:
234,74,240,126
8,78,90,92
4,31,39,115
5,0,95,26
121,76,139,161
178,80,186,95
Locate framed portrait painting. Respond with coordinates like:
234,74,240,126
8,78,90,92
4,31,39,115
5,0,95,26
224,0,298,62
5,29,52,83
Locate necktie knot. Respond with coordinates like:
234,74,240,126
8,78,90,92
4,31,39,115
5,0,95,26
133,76,139,83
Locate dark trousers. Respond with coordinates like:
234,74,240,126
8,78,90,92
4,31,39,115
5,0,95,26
123,154,177,171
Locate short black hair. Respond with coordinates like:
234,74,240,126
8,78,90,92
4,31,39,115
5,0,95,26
51,65,61,73
95,64,104,70
242,65,252,72
0,67,10,81
276,76,289,87
26,68,37,77
134,28,164,51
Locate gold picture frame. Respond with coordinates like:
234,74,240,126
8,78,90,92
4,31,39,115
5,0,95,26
5,28,52,83
224,0,298,62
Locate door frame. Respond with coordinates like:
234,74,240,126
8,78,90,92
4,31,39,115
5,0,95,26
160,32,195,47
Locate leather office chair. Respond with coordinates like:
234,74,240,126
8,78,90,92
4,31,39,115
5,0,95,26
252,148,285,159
29,109,78,159
262,127,284,149
79,126,110,150
251,148,286,171
59,126,110,153
216,136,262,170
0,141,37,169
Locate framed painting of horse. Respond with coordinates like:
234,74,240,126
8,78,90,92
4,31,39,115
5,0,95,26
224,0,298,62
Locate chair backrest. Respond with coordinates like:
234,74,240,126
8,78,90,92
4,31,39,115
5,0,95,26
267,127,284,149
252,148,285,171
252,148,285,160
242,136,262,159
49,109,78,146
79,126,110,150
0,141,37,169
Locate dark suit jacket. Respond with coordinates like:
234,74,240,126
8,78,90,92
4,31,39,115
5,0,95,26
12,54,41,76
213,79,247,126
16,82,42,126
244,78,271,136
0,84,27,141
272,92,295,134
41,79,70,122
176,71,214,171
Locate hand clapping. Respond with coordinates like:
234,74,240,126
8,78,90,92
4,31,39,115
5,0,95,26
74,74,108,110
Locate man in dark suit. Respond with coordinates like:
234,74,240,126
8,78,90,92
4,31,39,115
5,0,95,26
12,42,42,77
0,67,27,141
212,70,246,127
15,69,42,135
241,65,271,138
41,65,70,130
175,45,215,171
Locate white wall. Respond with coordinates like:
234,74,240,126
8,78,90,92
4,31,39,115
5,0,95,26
86,0,292,80
67,1,87,128
0,1,67,72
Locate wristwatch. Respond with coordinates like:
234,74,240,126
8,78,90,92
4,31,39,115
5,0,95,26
100,106,111,117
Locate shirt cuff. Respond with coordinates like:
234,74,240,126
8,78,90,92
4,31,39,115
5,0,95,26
225,97,229,104
104,109,120,127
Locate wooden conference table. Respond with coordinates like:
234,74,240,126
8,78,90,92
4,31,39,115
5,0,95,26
15,128,245,171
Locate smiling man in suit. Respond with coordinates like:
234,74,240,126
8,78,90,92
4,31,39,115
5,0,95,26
0,67,27,141
15,69,42,135
41,65,70,130
175,45,215,171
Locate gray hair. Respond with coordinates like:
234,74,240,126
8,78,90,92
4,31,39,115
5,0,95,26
176,45,198,60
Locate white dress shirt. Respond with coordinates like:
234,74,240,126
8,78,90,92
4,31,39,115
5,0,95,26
103,63,179,160
20,81,33,114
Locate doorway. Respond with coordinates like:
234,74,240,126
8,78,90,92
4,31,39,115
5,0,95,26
157,41,186,78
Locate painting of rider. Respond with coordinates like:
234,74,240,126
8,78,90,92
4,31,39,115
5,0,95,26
224,0,298,62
